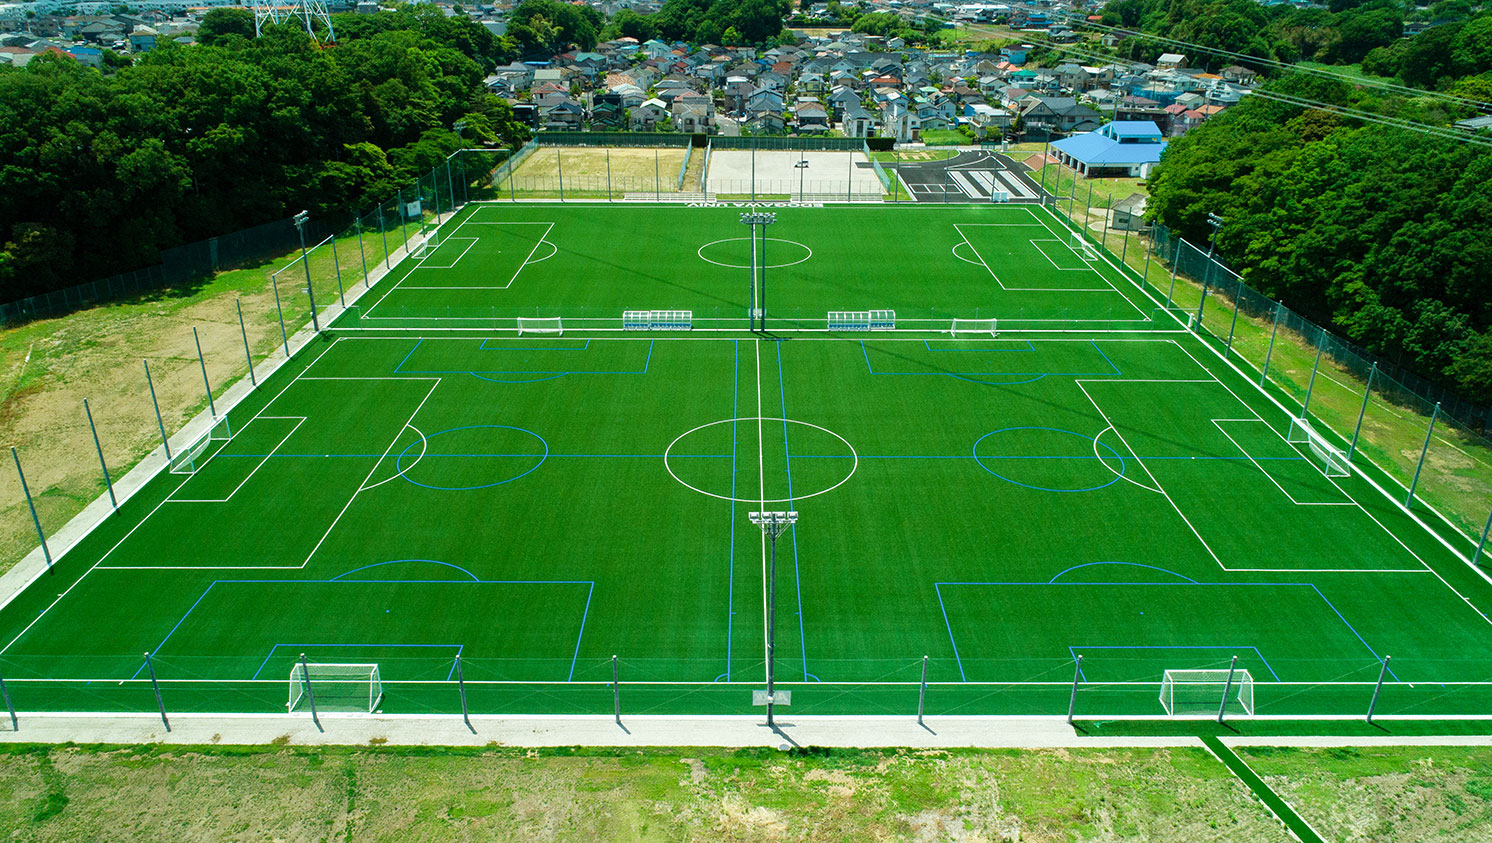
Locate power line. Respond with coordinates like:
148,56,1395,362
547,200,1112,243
1064,16,1492,113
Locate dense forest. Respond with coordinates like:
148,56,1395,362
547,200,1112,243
1143,9,1492,401
0,6,530,296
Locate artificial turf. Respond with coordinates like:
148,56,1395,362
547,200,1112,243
2,202,1490,721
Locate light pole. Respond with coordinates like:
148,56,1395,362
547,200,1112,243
294,210,319,332
1203,212,1224,291
795,158,809,203
740,212,776,331
750,511,797,729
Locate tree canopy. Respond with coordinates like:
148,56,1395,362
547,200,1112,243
0,11,528,297
652,0,792,46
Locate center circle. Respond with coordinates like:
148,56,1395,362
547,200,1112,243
397,425,548,491
972,427,1125,493
697,237,813,269
664,417,856,502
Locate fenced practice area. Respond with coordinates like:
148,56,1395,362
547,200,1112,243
3,191,1492,728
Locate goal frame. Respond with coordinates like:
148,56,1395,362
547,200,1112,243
1286,417,1350,478
168,416,232,475
516,316,563,336
949,318,998,338
1159,668,1254,716
1069,231,1098,262
289,662,383,714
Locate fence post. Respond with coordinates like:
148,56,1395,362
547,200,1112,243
1348,363,1376,462
397,188,410,252
1472,503,1492,567
236,298,255,386
1225,277,1243,351
1066,654,1082,726
144,651,169,732
612,654,620,724
1082,179,1093,236
354,215,369,290
330,236,345,308
0,671,15,731
1260,303,1281,386
917,655,928,726
1366,656,1390,724
1165,254,1178,309
83,399,116,510
446,158,456,218
605,147,613,202
557,149,565,202
654,148,660,202
1194,286,1207,328
298,653,322,732
11,447,51,570
1300,341,1324,419
193,327,215,418
144,360,171,460
380,207,391,270
1405,402,1440,508
270,276,289,358
1216,655,1238,724
455,654,473,733
1120,222,1130,266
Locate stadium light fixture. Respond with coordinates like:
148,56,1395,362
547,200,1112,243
749,511,797,728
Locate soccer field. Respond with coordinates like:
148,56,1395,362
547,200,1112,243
2,201,1491,720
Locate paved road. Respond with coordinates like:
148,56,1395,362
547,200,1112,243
890,150,1047,203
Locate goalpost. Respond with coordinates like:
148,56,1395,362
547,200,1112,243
168,416,232,475
1160,668,1254,716
949,318,998,338
1069,231,1099,261
1286,417,1351,478
411,221,442,260
289,663,383,713
516,316,563,336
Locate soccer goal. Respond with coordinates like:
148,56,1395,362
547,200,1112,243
1070,232,1099,262
168,416,232,475
411,223,441,260
289,662,383,713
950,318,998,338
1286,417,1350,478
1159,668,1254,716
516,316,563,336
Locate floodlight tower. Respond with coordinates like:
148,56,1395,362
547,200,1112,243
740,212,776,331
750,510,797,729
254,0,336,45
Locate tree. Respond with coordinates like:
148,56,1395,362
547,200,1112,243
509,0,601,57
198,8,256,46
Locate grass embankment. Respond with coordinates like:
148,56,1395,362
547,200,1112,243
0,744,1289,841
0,219,399,576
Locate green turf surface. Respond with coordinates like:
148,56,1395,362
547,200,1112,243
2,202,1491,722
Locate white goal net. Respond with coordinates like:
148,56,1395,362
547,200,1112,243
950,318,998,338
516,316,563,336
411,222,441,259
168,416,232,475
1070,232,1098,261
289,662,383,713
1286,417,1350,478
1160,668,1254,716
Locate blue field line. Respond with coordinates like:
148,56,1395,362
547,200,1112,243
1047,561,1199,585
948,373,1049,386
1067,644,1282,683
923,339,1036,352
860,340,1123,379
330,559,480,582
396,339,654,376
1090,340,1122,375
471,373,570,384
570,582,595,682
136,575,596,682
395,425,548,491
251,642,465,681
932,583,967,682
719,339,739,683
479,338,590,351
933,580,1396,684
776,342,818,683
972,427,1126,493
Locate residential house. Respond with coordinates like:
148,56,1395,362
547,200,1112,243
1220,65,1258,85
539,97,585,130
1156,53,1187,69
841,99,877,137
127,25,156,52
672,92,715,132
590,94,625,130
882,100,922,142
631,98,670,131
1018,96,1102,137
794,99,830,133
1049,120,1167,177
